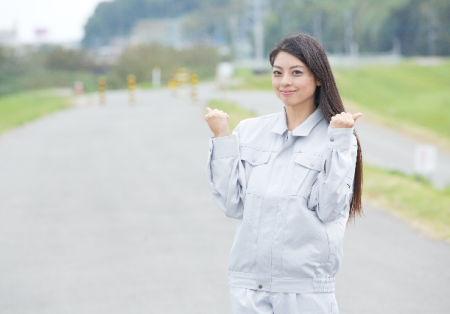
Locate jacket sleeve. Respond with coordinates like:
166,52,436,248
206,125,246,219
308,127,358,223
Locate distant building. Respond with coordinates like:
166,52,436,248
129,19,187,49
0,27,18,47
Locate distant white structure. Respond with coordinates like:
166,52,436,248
216,62,235,89
414,144,437,179
152,67,161,88
0,26,18,47
129,19,186,49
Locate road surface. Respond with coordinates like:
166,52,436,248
0,88,449,313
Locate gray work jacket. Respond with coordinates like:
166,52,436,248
206,107,358,294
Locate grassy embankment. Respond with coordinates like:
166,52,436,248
207,98,450,240
233,61,450,150
0,90,69,134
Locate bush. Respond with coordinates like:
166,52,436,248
107,44,219,89
0,46,100,96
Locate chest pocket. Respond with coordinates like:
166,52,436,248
290,153,323,197
240,146,271,166
240,146,271,193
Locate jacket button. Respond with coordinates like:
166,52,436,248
258,285,263,289
330,137,335,142
252,158,256,162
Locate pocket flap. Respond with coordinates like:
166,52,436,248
294,153,323,172
240,146,271,166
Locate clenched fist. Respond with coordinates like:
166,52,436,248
205,107,230,137
330,112,363,129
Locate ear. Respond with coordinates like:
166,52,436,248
316,79,321,86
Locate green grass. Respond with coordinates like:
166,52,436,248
333,60,450,142
207,98,450,240
363,165,450,240
137,81,154,89
1,71,99,97
233,68,272,90
233,61,450,146
0,90,69,134
207,99,257,131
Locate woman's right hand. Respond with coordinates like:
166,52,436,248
205,107,230,138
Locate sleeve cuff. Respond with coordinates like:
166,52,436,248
327,127,353,149
210,135,239,159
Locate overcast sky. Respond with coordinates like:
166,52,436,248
0,0,109,43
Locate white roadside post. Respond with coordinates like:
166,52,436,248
414,144,437,181
216,62,234,90
152,67,161,88
74,81,84,95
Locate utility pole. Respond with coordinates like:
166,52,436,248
238,0,268,62
427,9,437,56
228,15,239,57
392,37,401,56
344,9,353,55
278,0,290,37
344,9,358,57
253,0,264,62
282,13,291,38
313,13,323,44
237,0,254,60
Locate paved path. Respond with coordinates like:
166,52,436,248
0,90,235,313
0,89,449,313
336,206,450,313
209,87,450,188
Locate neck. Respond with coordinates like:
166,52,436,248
285,102,316,131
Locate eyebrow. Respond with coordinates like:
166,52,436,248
272,65,304,69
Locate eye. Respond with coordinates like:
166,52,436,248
292,70,302,75
273,70,281,75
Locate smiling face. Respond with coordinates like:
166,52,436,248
272,51,320,110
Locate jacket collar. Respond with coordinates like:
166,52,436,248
271,106,324,137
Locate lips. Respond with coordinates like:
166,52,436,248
280,90,295,95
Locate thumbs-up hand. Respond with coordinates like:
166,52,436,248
205,107,230,137
330,112,362,129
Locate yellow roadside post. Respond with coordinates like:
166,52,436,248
190,73,198,102
98,77,106,105
169,78,177,95
174,68,190,86
174,68,190,98
127,74,136,104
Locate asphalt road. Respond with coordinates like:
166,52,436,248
0,89,449,313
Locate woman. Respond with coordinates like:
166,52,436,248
205,33,363,314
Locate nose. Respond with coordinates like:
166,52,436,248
280,74,291,87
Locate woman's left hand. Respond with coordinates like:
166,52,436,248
330,112,363,129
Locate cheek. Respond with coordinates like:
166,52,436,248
299,78,317,94
272,78,279,90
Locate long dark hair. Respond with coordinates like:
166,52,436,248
269,33,363,221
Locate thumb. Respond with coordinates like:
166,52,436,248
353,113,363,122
206,107,212,113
